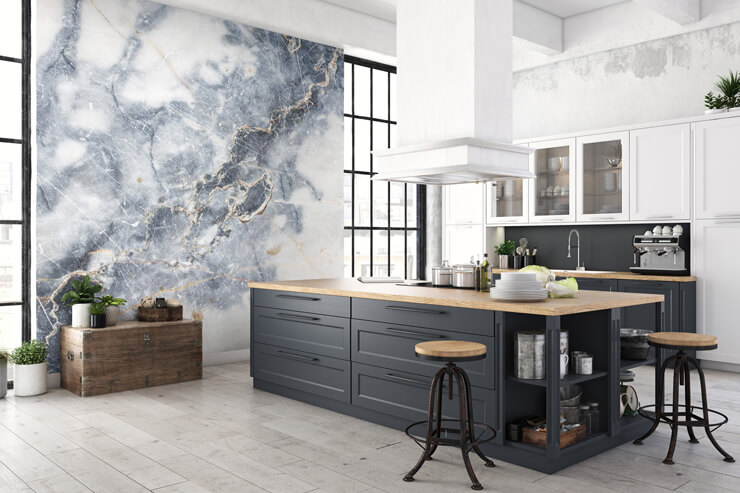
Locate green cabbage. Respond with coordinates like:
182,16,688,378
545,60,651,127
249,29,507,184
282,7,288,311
519,265,555,286
547,278,579,298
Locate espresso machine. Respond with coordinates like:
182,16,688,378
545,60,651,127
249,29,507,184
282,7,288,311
630,225,688,276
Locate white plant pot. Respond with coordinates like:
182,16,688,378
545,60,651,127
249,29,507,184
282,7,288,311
730,106,740,112
704,108,728,114
105,306,121,326
13,361,47,397
0,358,6,399
72,303,92,328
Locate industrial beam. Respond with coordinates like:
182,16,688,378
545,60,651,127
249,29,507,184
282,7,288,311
633,0,701,24
513,0,563,54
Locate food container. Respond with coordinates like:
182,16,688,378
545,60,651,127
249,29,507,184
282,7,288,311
514,331,545,379
452,264,476,288
431,260,453,286
620,328,653,360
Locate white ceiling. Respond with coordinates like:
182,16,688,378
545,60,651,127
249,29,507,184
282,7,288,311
521,0,628,18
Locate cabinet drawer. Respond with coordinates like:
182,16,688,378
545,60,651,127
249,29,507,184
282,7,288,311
252,344,350,403
352,362,496,426
352,320,495,389
560,278,617,292
351,298,494,336
253,307,349,360
253,289,350,318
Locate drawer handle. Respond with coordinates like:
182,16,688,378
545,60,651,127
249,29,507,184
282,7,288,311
277,350,319,362
277,294,321,301
276,313,320,322
385,373,430,387
385,327,445,338
385,305,446,315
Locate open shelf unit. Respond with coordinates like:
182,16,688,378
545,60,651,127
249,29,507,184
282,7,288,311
508,370,608,387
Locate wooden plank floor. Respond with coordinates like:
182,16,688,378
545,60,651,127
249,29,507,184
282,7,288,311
0,362,739,492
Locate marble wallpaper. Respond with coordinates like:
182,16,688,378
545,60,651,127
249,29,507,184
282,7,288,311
36,0,344,372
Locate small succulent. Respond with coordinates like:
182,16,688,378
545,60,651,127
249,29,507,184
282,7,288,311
100,295,126,307
89,302,107,316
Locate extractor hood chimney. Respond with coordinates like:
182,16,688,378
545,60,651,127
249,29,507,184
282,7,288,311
372,0,534,185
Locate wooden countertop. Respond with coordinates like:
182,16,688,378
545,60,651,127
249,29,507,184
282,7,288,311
248,278,664,316
491,268,696,282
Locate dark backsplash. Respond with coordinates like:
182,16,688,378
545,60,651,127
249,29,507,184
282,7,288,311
504,223,691,272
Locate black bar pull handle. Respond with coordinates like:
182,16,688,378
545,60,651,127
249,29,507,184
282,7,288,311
385,373,430,387
277,350,319,362
385,305,446,315
276,294,321,301
385,327,445,338
276,312,320,322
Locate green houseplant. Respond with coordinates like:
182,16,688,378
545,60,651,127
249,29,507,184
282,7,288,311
705,70,740,113
61,275,102,328
10,340,48,397
89,302,107,328
100,294,127,326
494,240,517,269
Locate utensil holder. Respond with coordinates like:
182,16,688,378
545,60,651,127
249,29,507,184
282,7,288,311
523,255,536,266
513,256,524,269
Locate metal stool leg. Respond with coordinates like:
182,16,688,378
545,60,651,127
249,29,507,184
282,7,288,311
404,366,446,482
663,354,684,465
456,367,495,468
689,356,735,463
452,369,482,490
426,366,446,460
634,354,675,445
682,357,700,444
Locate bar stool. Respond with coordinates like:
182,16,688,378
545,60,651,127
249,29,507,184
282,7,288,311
633,332,734,465
403,340,496,490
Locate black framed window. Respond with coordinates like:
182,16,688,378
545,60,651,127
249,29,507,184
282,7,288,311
343,55,425,279
0,0,31,350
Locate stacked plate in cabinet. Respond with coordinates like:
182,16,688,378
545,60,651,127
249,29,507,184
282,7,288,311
490,272,548,301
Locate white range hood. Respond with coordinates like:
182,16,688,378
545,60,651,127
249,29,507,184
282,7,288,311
372,0,534,185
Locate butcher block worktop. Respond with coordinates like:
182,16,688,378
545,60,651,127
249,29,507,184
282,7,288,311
248,278,663,316
491,268,696,282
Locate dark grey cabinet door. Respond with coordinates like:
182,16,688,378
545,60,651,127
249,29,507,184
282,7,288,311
352,320,495,389
253,307,350,360
617,280,680,331
252,343,350,403
352,298,495,336
679,283,697,333
559,278,617,292
352,362,497,426
253,289,350,318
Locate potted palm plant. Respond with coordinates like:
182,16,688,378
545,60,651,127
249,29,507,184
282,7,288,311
61,275,101,328
89,302,107,328
705,70,740,113
100,294,126,326
10,340,48,397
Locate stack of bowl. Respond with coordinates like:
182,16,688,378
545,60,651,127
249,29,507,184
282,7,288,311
559,384,582,424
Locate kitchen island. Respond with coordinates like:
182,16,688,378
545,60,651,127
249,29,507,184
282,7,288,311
248,278,665,473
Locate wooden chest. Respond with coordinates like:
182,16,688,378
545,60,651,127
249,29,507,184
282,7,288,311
60,319,202,397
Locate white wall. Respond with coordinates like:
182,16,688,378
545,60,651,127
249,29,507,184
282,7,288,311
513,21,740,139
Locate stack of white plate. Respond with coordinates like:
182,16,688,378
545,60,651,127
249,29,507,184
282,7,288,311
490,272,548,301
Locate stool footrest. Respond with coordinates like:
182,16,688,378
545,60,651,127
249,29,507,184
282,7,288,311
637,404,729,430
405,420,496,450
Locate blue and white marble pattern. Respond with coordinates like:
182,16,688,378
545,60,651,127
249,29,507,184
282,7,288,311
36,0,344,372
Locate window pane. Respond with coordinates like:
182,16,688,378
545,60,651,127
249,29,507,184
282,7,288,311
0,306,22,354
355,119,370,172
0,224,21,302
344,62,352,115
407,185,418,228
355,230,370,277
372,69,388,120
372,181,388,227
0,143,22,220
343,229,352,277
0,62,22,140
373,230,388,276
390,73,397,121
390,230,405,278
344,117,352,170
390,124,398,147
354,65,370,117
407,231,418,279
372,122,388,152
343,173,352,226
354,174,370,227
390,181,405,227
0,1,22,59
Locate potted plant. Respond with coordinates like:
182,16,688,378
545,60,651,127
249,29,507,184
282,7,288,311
705,70,740,114
494,240,516,269
61,275,101,328
100,295,126,326
89,302,107,328
0,348,9,399
10,340,48,397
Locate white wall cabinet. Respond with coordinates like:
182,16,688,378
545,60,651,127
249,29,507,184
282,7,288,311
443,224,484,265
528,138,576,223
629,124,691,221
485,180,529,225
695,118,740,219
444,183,483,224
693,219,740,365
576,131,630,222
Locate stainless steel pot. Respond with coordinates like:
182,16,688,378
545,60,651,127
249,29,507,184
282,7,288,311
452,264,476,288
431,260,453,286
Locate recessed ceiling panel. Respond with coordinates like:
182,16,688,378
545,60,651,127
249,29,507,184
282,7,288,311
522,0,627,18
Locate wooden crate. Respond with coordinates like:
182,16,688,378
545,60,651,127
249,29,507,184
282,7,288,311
522,424,587,449
61,319,202,397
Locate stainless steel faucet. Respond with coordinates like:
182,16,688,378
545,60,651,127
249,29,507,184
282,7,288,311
567,229,585,270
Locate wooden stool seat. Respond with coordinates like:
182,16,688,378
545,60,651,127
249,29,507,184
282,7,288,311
415,341,487,362
648,332,718,350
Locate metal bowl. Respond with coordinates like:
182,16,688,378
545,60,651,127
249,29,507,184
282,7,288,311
559,384,582,407
620,328,652,360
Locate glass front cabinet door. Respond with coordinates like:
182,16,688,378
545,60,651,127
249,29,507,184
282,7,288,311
485,179,529,224
576,131,630,221
528,138,576,223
